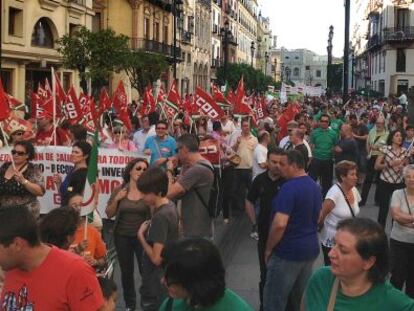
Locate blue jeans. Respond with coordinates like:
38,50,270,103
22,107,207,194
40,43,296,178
263,254,315,311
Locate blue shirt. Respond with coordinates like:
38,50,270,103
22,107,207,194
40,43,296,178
271,175,322,261
144,135,177,165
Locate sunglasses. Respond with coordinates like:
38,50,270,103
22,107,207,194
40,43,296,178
11,150,27,156
113,131,122,134
135,166,147,172
156,127,167,130
12,132,24,136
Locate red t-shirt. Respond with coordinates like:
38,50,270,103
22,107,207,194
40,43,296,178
0,246,104,311
35,127,70,146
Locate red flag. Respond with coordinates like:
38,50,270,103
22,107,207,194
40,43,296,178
113,81,132,130
194,87,225,119
255,97,268,121
0,79,10,121
277,103,301,140
54,73,66,104
64,86,83,124
166,80,182,110
211,83,229,105
140,86,156,116
97,88,112,119
157,86,166,104
233,77,252,115
226,89,236,106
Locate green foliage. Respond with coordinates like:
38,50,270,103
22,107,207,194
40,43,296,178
56,26,130,94
217,63,275,93
122,50,169,95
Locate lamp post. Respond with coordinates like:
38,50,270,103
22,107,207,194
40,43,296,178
343,0,351,103
281,63,285,82
250,41,255,67
220,20,231,83
274,58,277,81
327,25,334,97
264,51,269,76
172,0,183,81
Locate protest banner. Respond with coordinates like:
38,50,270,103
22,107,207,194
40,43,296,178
0,146,148,218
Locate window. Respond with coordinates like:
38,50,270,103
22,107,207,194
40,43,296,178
396,49,406,72
187,53,191,64
285,56,289,59
31,18,54,48
144,18,150,40
163,25,168,43
295,56,299,60
8,7,23,37
396,8,409,29
1,70,12,94
293,67,299,76
92,12,102,32
153,21,160,41
316,70,321,78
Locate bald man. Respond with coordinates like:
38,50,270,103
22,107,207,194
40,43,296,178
334,123,358,164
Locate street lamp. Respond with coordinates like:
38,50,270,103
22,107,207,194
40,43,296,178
281,63,285,82
264,51,269,76
173,0,184,81
220,20,231,83
327,25,334,97
274,58,277,81
250,41,255,67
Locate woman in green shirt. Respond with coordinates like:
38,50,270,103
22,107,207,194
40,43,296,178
159,238,253,311
304,218,414,311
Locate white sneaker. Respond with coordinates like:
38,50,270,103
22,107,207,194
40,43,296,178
250,231,259,241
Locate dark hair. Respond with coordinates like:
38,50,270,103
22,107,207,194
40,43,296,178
39,206,80,249
162,238,225,307
267,147,286,159
137,167,168,196
148,111,159,126
258,131,270,143
241,118,250,126
122,158,149,186
406,124,414,131
176,133,199,152
336,218,389,283
335,160,357,182
72,140,92,165
386,129,405,146
286,149,305,169
0,206,40,247
69,124,87,141
156,120,168,128
212,121,222,132
98,277,118,299
14,141,35,161
348,114,357,120
320,114,330,122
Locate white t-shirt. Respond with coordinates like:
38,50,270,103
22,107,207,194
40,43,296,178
279,137,313,158
221,120,236,135
390,189,414,244
133,125,155,152
252,144,268,180
320,184,361,247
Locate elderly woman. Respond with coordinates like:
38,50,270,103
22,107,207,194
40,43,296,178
105,158,150,310
304,218,414,310
0,141,45,217
318,160,360,265
389,164,414,298
375,129,408,227
107,125,137,152
159,238,253,311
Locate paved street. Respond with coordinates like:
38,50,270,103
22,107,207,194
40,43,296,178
115,186,381,310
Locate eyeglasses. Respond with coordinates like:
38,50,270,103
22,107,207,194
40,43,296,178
11,150,26,156
135,166,147,172
113,131,121,134
156,127,167,130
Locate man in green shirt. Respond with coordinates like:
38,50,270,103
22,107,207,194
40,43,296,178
309,114,338,197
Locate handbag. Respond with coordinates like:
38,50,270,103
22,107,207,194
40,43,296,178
227,153,241,166
336,184,356,218
327,278,339,311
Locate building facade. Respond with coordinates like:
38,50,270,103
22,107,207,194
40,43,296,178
2,0,94,102
352,0,414,96
280,48,328,87
236,0,257,66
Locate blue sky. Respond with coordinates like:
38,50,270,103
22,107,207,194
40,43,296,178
260,0,346,57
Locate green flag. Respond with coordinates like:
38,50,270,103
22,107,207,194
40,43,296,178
81,130,99,223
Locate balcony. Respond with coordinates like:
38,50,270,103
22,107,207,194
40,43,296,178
211,58,221,68
366,33,382,50
383,27,414,43
147,0,172,12
181,31,192,44
130,38,182,61
365,0,382,19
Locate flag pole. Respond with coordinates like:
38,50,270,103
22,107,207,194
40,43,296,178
51,68,57,146
0,122,16,169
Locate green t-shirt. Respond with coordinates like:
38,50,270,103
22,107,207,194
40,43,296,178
330,119,344,137
310,127,338,160
159,288,254,311
305,267,414,311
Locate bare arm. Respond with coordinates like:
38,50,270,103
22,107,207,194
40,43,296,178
391,206,414,227
167,181,186,200
318,199,335,226
374,154,386,171
245,199,257,226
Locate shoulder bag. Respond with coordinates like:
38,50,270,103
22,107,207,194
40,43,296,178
327,278,339,311
336,184,356,218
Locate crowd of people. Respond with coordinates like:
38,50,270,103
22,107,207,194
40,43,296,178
1,93,414,310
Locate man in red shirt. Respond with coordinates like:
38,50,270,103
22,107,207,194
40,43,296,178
0,206,104,310
35,114,70,146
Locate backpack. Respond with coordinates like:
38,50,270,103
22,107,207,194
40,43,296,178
194,162,221,218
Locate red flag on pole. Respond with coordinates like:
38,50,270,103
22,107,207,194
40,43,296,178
140,85,156,116
0,79,10,121
64,86,83,124
54,73,66,104
194,87,225,119
211,83,229,105
233,77,252,115
113,81,132,131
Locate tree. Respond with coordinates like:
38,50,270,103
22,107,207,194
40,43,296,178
57,27,130,94
216,63,275,93
122,50,169,96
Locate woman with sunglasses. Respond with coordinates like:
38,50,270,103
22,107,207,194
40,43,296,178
107,125,137,152
0,141,45,218
105,158,150,311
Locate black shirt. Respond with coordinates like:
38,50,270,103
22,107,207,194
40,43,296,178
247,171,285,241
335,138,358,163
